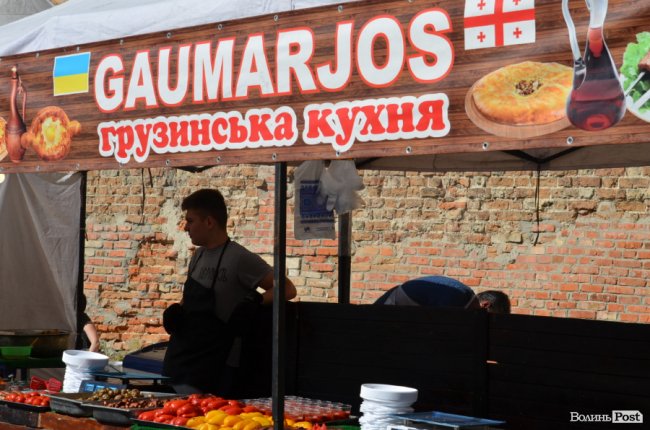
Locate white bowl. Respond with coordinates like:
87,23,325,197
62,349,109,370
360,383,418,405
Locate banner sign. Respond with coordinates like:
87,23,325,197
0,0,649,173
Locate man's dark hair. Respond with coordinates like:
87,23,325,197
476,290,511,314
181,189,228,228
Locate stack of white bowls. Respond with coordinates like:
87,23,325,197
359,383,418,430
61,350,109,392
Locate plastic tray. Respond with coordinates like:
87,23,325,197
0,346,32,359
0,397,49,413
391,412,505,428
48,392,95,417
131,418,190,429
88,403,158,426
84,392,178,426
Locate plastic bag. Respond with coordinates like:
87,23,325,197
319,160,365,215
294,160,336,240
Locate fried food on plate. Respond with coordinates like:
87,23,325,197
472,61,573,126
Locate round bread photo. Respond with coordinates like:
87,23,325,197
20,106,81,161
466,61,573,138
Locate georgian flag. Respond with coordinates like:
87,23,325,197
464,0,536,50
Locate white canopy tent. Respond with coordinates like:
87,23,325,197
0,0,53,27
0,0,355,57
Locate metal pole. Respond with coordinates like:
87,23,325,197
338,212,352,304
75,172,87,349
272,162,287,430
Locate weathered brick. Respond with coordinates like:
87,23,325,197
82,167,650,358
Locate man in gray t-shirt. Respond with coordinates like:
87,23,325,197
162,188,297,395
189,240,273,323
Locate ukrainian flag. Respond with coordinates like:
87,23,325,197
53,52,91,96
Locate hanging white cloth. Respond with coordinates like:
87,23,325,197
0,172,81,333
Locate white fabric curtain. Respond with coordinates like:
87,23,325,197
0,172,81,333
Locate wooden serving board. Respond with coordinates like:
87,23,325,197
465,82,571,139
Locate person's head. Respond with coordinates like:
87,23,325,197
181,189,228,247
476,290,511,314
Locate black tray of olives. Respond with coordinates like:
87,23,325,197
82,389,177,426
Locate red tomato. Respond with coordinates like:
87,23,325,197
138,410,157,421
223,406,242,416
38,398,50,407
153,408,168,417
14,395,25,403
5,394,15,402
177,403,199,418
190,396,203,406
171,416,189,426
228,399,243,407
163,399,188,415
25,397,34,405
153,414,174,423
333,411,348,420
242,405,259,413
208,399,228,410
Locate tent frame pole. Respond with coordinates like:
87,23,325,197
338,212,352,304
272,162,287,430
75,172,88,348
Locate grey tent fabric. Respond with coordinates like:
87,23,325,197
0,172,81,333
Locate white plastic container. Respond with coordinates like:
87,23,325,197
61,350,109,392
62,350,109,369
359,383,418,430
360,383,418,406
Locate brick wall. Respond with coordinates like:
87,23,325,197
84,166,650,357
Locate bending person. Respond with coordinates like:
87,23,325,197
375,276,510,314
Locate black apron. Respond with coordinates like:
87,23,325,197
162,240,234,394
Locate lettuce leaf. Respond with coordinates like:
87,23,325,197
621,32,650,112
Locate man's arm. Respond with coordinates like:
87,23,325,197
258,271,297,305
